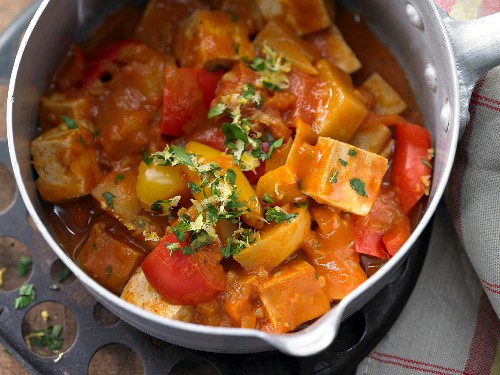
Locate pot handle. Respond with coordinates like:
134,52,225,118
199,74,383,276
442,12,500,132
0,1,42,85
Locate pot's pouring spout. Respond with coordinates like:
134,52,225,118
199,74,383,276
442,11,500,136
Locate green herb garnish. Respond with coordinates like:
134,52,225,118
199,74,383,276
15,283,35,309
421,158,433,169
102,192,116,210
61,115,78,129
339,158,348,167
265,207,298,224
329,170,339,184
18,256,32,277
262,194,274,204
350,178,369,198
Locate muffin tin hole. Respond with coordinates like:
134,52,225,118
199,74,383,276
89,344,144,375
0,237,31,292
93,302,119,327
50,259,75,287
170,358,220,375
21,301,77,357
0,163,16,215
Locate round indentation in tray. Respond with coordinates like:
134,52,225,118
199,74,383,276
0,163,17,214
0,236,32,291
89,344,144,375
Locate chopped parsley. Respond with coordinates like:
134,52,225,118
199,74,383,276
18,256,32,277
421,158,433,169
265,207,298,224
348,149,357,157
102,192,116,210
262,194,274,204
208,103,227,119
150,196,181,216
329,170,339,184
15,283,36,309
25,324,64,352
339,158,348,167
350,178,369,198
221,228,259,258
61,115,78,129
57,266,72,282
114,174,125,184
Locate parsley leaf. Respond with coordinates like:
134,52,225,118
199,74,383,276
18,256,32,277
102,192,116,209
263,81,281,92
61,115,78,129
170,145,196,168
421,158,433,169
265,207,298,224
15,283,35,309
339,158,348,167
350,178,369,198
267,137,284,159
348,149,357,157
329,170,339,184
114,174,124,184
208,103,227,119
262,194,274,204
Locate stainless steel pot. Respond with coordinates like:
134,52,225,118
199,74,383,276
5,0,500,357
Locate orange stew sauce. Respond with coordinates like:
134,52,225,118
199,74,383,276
34,0,432,333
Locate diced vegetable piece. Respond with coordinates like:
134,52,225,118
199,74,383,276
258,259,330,333
391,123,433,214
184,141,264,229
141,233,226,306
133,0,210,55
40,93,91,131
175,10,255,70
350,122,392,156
94,43,170,160
362,73,407,115
290,136,387,216
256,0,332,35
214,0,264,35
253,19,320,75
233,206,310,271
91,171,142,225
223,271,260,328
352,187,411,258
136,161,190,211
306,25,362,74
256,164,305,205
77,222,145,294
311,60,368,141
121,268,194,321
265,136,293,172
305,206,367,301
161,67,223,136
31,125,102,203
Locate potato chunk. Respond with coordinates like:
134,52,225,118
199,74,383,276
312,60,368,141
292,136,388,216
133,0,210,55
121,268,194,321
77,222,145,294
214,0,264,35
91,171,142,225
175,10,255,70
256,164,305,206
40,93,91,131
253,19,319,75
362,73,408,115
31,125,102,203
259,260,330,333
350,122,393,157
256,0,332,35
306,25,362,74
233,206,310,272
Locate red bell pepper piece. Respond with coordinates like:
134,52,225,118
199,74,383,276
391,123,433,214
141,233,226,306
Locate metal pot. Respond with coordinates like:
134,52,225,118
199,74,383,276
5,0,500,357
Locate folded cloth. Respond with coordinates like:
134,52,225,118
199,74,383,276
357,1,500,374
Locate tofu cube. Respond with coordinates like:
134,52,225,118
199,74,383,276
31,125,102,203
362,73,408,115
233,207,310,272
175,10,255,69
350,122,393,156
312,60,368,141
40,93,91,131
259,260,330,333
77,222,145,294
297,137,388,216
256,0,332,35
122,268,194,321
306,25,362,74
